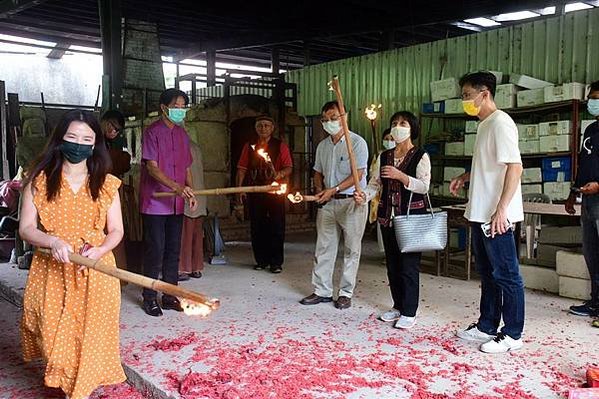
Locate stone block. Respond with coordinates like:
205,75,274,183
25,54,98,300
539,226,582,245
187,101,226,123
556,250,590,279
520,264,559,293
186,122,228,172
559,276,591,300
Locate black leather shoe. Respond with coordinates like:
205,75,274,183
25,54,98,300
143,300,163,317
162,296,184,312
190,271,203,278
270,265,282,274
300,293,333,305
335,296,352,309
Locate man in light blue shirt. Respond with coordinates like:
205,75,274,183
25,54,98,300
300,101,369,310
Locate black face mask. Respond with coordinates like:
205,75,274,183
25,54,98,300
60,140,94,164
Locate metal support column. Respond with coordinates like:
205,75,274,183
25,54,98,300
206,49,216,87
98,0,123,111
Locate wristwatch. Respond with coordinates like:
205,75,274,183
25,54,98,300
335,186,340,193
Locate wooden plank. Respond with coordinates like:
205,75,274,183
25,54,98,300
6,93,20,177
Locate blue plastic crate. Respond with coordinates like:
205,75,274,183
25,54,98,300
422,101,445,113
542,156,571,182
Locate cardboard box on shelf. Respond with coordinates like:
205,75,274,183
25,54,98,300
517,88,545,107
517,124,540,141
522,167,542,183
465,120,478,133
540,135,570,153
521,184,542,194
443,166,466,182
495,83,518,109
543,82,586,103
556,250,588,279
464,134,476,156
519,140,540,154
509,73,553,90
539,226,582,246
430,78,460,102
445,142,465,156
539,120,571,136
444,98,464,114
543,182,571,201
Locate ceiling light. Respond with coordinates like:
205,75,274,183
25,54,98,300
493,11,540,21
463,17,502,27
565,2,593,12
540,6,556,15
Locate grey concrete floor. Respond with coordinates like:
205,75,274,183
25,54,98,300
0,232,597,399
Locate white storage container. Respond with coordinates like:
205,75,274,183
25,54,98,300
543,182,571,201
517,88,545,107
443,167,466,182
539,120,571,136
495,84,518,109
521,184,543,194
444,98,464,114
517,124,540,141
543,83,586,103
540,135,570,152
465,120,478,133
522,167,542,183
430,78,460,102
464,134,476,156
445,142,465,156
509,73,553,90
519,140,540,154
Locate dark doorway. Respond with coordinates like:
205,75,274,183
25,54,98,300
230,117,259,187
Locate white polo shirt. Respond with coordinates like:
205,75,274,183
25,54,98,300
465,110,524,223
313,131,368,195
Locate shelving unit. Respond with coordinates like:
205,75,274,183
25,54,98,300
421,99,583,205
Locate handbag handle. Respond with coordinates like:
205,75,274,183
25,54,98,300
405,191,435,219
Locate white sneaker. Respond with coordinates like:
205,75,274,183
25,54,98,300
479,333,523,353
456,323,496,342
394,316,416,329
379,309,401,322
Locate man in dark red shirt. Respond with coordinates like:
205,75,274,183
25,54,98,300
236,115,293,273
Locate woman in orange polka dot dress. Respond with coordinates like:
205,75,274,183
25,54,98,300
19,110,126,399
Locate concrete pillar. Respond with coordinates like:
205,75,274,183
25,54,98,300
206,49,216,87
271,46,280,74
98,0,123,111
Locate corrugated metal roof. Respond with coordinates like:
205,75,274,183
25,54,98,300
286,9,599,143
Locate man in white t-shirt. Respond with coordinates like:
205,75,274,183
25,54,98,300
449,71,525,354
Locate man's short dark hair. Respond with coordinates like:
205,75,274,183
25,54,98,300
159,88,189,106
390,111,420,141
459,71,497,97
590,80,599,94
321,101,340,114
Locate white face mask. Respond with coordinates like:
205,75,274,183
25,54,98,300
391,126,411,143
382,140,396,150
322,120,341,135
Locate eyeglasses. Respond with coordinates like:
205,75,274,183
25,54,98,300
461,89,486,100
320,113,346,123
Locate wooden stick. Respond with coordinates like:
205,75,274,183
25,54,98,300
330,75,362,195
153,185,279,198
286,193,318,203
38,248,220,309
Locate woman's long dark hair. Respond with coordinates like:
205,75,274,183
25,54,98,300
23,109,112,202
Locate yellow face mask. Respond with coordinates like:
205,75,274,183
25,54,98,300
462,92,483,116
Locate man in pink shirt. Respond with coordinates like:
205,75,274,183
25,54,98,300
139,88,197,317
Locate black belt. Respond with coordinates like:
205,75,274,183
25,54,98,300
333,194,353,199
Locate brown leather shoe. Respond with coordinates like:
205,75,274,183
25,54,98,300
335,296,351,309
299,293,333,305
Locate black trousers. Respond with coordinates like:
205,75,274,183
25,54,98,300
247,193,285,267
380,225,422,317
142,214,184,301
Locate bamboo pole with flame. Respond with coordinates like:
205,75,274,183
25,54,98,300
38,248,220,315
153,183,287,198
286,191,319,203
328,75,362,195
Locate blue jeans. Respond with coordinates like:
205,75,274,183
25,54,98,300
582,195,599,306
471,223,525,339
